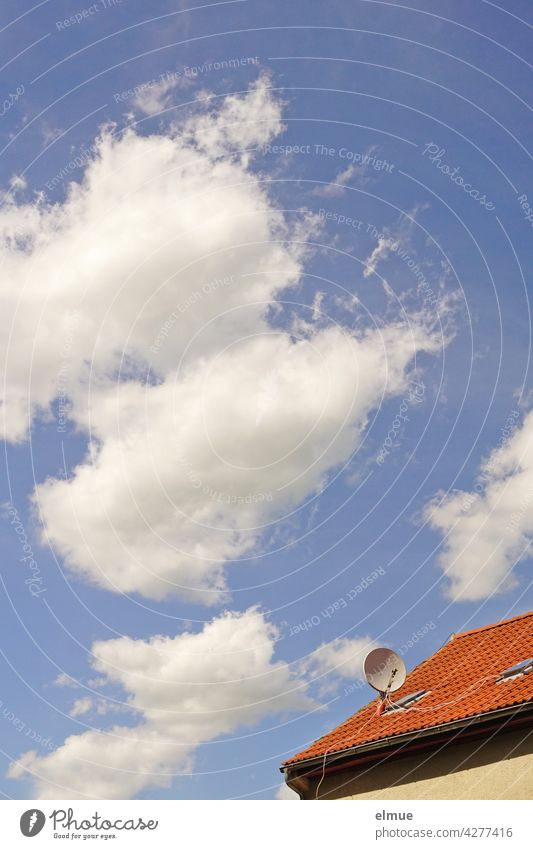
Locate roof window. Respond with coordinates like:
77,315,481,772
497,658,533,683
384,689,428,713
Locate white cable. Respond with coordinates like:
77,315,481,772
383,672,501,713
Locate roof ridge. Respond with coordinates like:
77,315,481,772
454,610,533,639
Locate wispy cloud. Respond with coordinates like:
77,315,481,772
312,145,382,197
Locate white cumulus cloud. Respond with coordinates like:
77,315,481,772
34,320,441,602
8,608,315,799
0,75,290,443
425,410,533,600
3,77,448,603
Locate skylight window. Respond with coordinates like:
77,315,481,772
497,658,533,683
384,690,428,713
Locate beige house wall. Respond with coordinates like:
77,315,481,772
294,728,533,800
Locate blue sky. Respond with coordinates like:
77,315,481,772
0,0,532,800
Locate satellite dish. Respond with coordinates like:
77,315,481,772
364,647,406,694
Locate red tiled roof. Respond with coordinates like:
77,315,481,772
284,611,533,767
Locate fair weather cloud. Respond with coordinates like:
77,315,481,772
1,76,447,603
34,321,442,602
8,609,372,799
425,410,533,601
1,76,290,442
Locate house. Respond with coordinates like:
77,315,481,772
281,611,533,799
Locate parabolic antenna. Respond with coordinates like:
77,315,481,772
364,647,406,694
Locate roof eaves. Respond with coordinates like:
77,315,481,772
282,700,533,772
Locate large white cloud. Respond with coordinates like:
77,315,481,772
34,320,440,601
425,410,533,601
7,608,315,799
0,76,296,442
